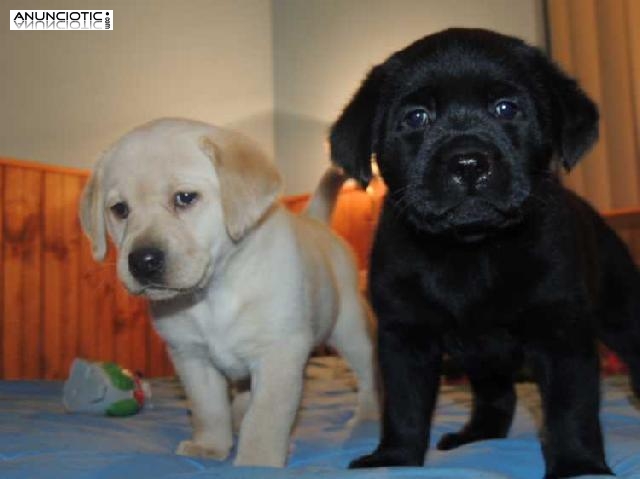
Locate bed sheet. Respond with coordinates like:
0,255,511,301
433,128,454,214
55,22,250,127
1,356,639,479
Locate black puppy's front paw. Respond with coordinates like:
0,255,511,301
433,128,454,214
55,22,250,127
544,460,614,478
349,447,423,468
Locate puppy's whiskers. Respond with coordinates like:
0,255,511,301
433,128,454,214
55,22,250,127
388,187,414,219
388,185,410,201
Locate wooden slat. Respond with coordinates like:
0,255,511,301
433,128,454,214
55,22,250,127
605,210,640,232
97,249,117,364
3,168,24,378
129,297,149,376
628,228,640,266
60,175,84,375
77,172,97,367
605,209,640,266
0,157,89,177
3,167,43,379
78,233,101,363
42,172,65,379
114,281,133,369
23,171,44,379
0,166,3,376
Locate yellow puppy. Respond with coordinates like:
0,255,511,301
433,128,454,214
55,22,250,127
80,118,378,466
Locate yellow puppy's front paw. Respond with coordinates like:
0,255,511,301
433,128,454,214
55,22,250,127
234,450,286,468
176,439,231,460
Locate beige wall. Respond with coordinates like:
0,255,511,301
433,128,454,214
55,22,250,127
272,0,546,193
2,0,544,193
1,0,275,168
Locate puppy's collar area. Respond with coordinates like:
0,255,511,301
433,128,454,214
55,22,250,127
394,196,526,244
133,284,205,303
448,219,521,243
447,215,524,244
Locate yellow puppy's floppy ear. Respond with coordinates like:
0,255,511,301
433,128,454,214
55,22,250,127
79,156,107,261
200,133,282,242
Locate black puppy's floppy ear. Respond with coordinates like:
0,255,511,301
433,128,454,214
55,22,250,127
539,55,599,171
330,65,386,188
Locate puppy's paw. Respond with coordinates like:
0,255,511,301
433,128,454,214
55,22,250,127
349,448,423,468
544,460,613,478
176,439,231,461
437,432,470,450
234,450,286,468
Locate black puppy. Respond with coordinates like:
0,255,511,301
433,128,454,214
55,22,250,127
330,28,640,479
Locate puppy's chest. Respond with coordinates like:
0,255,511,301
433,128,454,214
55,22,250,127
443,328,522,372
195,299,259,380
155,298,255,380
424,247,540,325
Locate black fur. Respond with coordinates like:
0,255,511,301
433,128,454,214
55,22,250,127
330,28,640,478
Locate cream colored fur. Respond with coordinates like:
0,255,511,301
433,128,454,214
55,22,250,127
79,118,378,467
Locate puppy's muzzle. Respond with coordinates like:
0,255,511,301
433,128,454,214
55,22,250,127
128,247,165,284
446,148,493,191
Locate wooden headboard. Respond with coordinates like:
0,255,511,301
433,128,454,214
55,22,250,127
604,209,640,265
0,158,383,379
0,157,639,379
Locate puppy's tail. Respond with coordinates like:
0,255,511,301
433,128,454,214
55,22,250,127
304,166,347,223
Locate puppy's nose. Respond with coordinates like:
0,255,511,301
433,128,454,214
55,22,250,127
448,151,491,187
128,247,165,284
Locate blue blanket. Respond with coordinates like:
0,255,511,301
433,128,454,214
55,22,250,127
1,357,638,478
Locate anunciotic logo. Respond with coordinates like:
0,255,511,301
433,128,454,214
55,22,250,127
10,10,113,30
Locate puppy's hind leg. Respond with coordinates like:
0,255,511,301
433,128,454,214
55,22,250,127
328,295,379,424
598,266,640,398
600,305,640,398
601,328,640,399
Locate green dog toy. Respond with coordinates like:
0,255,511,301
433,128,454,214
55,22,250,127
63,358,149,416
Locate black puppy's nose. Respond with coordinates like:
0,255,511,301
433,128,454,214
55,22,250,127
448,151,491,187
128,247,165,283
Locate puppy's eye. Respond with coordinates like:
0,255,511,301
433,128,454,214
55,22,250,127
493,100,519,120
401,108,429,130
110,202,129,219
174,192,199,208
